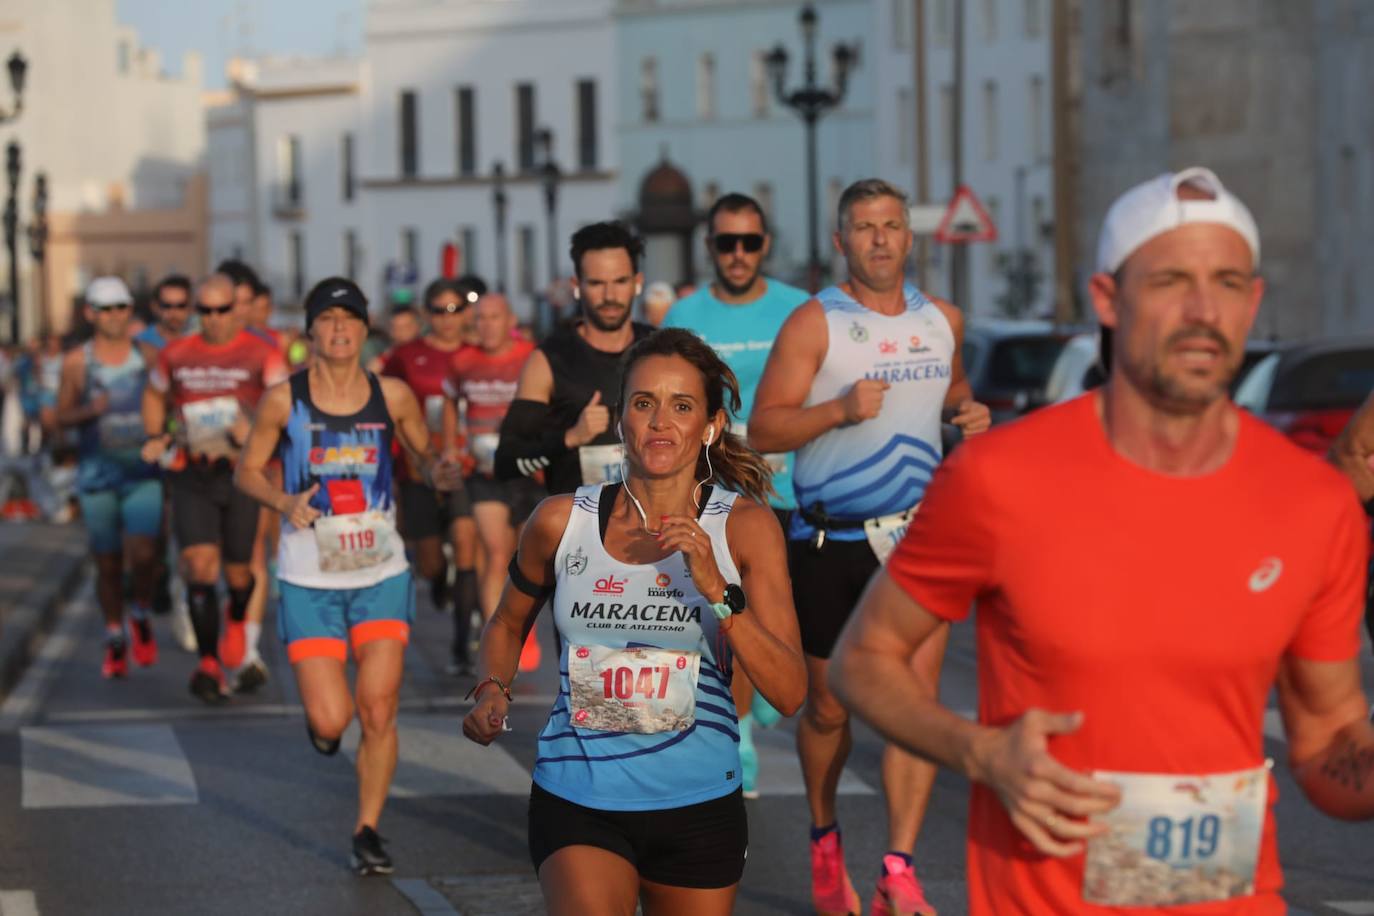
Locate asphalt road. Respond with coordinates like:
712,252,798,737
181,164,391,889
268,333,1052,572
0,575,1371,915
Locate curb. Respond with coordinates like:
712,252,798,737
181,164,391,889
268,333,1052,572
0,525,88,701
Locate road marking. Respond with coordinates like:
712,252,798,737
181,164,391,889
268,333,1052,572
1328,903,1374,915
21,723,198,809
340,713,533,797
390,878,459,915
0,581,95,733
429,874,546,914
0,891,39,916
754,724,875,796
41,692,560,725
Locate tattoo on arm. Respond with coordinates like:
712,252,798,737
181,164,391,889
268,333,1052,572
1319,735,1374,792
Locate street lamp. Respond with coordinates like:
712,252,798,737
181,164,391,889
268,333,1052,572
490,161,509,293
536,127,562,287
27,172,47,334
5,141,20,344
0,51,26,124
766,3,857,292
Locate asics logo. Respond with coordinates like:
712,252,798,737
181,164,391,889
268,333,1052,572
1248,557,1282,593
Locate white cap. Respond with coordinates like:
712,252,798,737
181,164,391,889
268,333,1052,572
1095,166,1260,275
85,276,133,307
644,281,675,305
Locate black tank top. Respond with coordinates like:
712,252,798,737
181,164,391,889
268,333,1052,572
539,320,654,494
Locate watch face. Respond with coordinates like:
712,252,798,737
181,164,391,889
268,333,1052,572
723,583,746,613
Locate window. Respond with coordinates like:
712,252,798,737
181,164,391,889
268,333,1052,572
1024,0,1043,37
897,89,914,164
576,79,598,171
1102,0,1134,83
289,231,305,301
459,226,478,275
1028,75,1046,159
641,57,659,122
515,83,536,171
399,90,418,178
342,133,355,201
344,230,358,281
402,227,419,269
932,0,952,47
277,135,302,206
982,0,998,42
940,84,955,163
456,86,477,176
892,0,910,49
982,80,998,161
697,54,716,120
517,225,536,295
750,52,770,117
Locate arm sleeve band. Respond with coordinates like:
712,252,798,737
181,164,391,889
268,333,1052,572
495,399,569,481
508,554,555,600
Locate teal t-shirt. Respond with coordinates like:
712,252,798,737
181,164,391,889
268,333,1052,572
662,278,810,509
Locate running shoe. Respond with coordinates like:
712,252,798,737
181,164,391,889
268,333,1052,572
350,825,394,876
169,596,197,653
811,830,861,916
129,617,157,667
871,855,936,916
740,713,760,799
189,657,228,704
101,638,128,679
753,693,784,729
517,627,541,673
219,615,246,670
234,657,269,694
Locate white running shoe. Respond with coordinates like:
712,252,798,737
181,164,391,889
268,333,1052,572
169,597,197,653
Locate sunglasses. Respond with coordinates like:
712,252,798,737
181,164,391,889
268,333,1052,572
196,303,235,316
428,302,469,315
712,233,765,254
94,303,131,313
157,299,190,310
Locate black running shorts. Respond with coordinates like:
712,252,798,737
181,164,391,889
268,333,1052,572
787,536,880,660
466,475,545,526
397,479,472,540
527,783,747,889
168,462,259,565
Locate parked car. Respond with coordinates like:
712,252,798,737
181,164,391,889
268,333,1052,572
1234,337,1374,454
962,320,1079,423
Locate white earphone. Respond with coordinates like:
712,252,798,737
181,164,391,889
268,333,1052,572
635,283,643,296
573,287,581,300
705,427,714,446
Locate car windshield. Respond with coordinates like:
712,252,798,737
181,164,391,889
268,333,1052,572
1267,348,1374,412
988,336,1069,389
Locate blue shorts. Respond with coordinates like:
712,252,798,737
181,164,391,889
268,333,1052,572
78,477,163,555
277,570,415,664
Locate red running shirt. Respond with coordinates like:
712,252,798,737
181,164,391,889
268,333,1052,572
886,394,1366,916
151,330,287,412
380,336,465,479
443,339,534,438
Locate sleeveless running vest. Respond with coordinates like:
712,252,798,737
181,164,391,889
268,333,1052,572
535,483,743,811
790,283,955,542
277,371,407,589
77,342,155,491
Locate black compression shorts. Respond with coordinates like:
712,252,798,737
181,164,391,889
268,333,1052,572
168,462,259,565
466,475,545,526
527,783,747,889
787,536,880,659
397,479,471,540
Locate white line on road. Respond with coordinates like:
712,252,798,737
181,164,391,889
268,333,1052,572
21,723,198,809
1327,903,1374,915
340,713,533,797
0,580,95,733
390,878,459,915
0,890,39,916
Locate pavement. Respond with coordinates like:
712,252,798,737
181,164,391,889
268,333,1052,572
0,522,1370,914
0,522,88,699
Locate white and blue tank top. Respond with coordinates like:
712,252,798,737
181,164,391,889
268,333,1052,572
790,283,954,542
535,483,743,811
77,342,156,491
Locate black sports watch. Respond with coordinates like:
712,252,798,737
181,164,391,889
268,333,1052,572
710,583,748,621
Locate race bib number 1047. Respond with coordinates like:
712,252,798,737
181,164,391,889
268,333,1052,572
567,645,699,735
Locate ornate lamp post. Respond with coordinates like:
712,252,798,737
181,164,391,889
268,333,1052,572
27,172,46,334
490,161,509,292
5,142,20,343
536,127,562,287
0,51,26,124
766,4,856,292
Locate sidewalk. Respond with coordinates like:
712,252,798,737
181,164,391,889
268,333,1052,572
0,521,87,697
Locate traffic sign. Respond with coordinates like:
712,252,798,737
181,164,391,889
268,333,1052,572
934,185,998,243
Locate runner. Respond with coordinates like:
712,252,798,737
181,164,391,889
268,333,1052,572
142,273,288,702
831,166,1374,914
494,220,654,496
379,278,480,663
236,276,463,876
133,274,192,353
663,191,810,799
750,178,990,915
439,291,540,674
464,327,805,915
56,277,162,677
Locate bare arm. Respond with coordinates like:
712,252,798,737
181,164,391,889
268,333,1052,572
233,383,310,519
383,376,462,491
933,299,991,435
1330,392,1374,501
1278,654,1374,819
55,351,100,428
748,300,849,453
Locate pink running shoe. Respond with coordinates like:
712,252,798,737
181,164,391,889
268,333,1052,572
811,831,861,915
870,854,936,916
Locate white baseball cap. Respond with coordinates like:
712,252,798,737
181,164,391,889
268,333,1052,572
85,276,133,307
1095,166,1260,275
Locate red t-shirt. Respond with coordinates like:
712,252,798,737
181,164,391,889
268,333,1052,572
443,339,534,478
380,336,465,480
886,394,1366,916
152,329,287,411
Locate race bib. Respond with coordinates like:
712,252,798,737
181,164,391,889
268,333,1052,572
578,443,625,486
424,394,446,433
864,505,918,566
470,433,500,476
313,511,395,573
1082,762,1270,906
182,396,241,456
567,645,699,734
97,412,145,451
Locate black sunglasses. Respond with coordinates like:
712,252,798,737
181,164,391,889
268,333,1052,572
711,233,765,254
94,303,131,313
428,302,469,315
196,303,235,316
157,299,190,310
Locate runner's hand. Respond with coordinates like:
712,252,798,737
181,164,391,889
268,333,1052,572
841,379,889,424
89,392,110,416
657,515,726,603
948,398,992,436
429,456,464,491
565,391,610,448
281,483,322,529
463,691,510,746
230,413,252,447
141,435,168,464
973,709,1121,857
